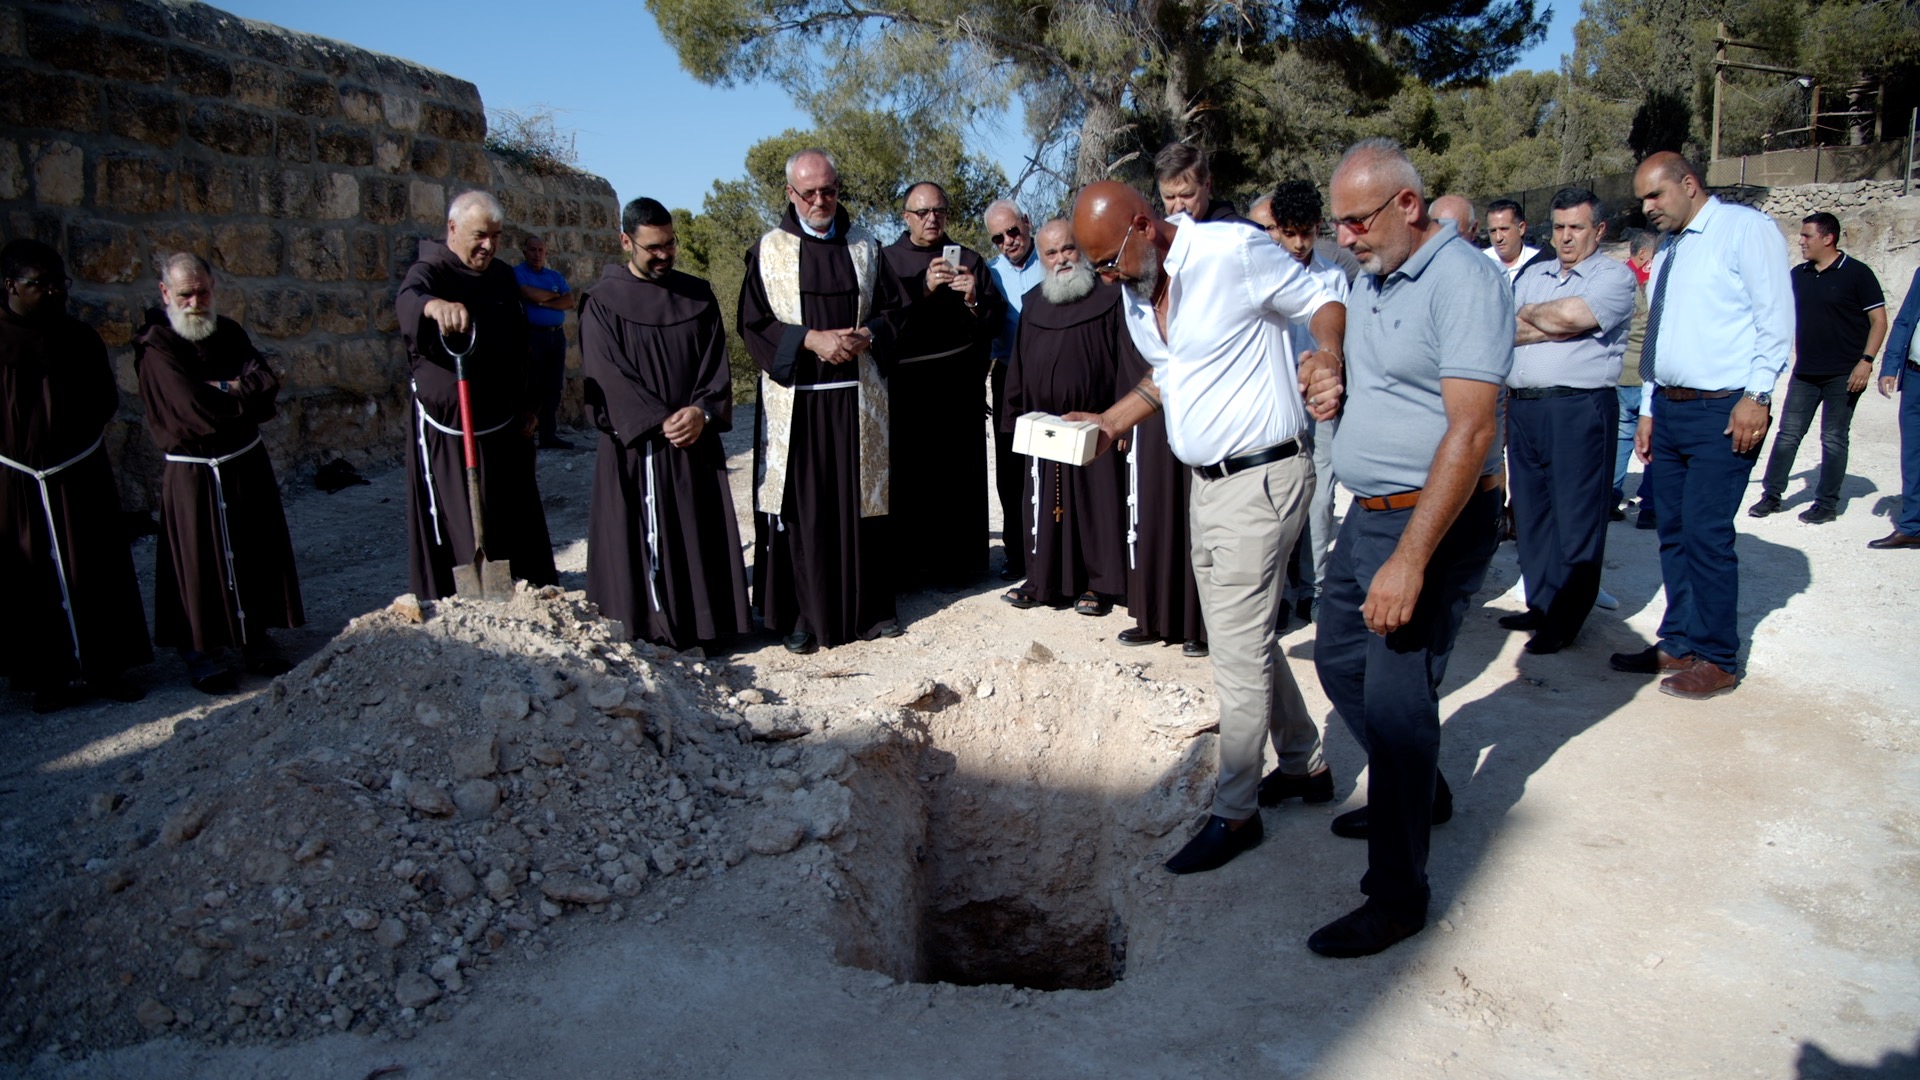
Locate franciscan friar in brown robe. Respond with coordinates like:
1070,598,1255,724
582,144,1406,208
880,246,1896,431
580,253,749,648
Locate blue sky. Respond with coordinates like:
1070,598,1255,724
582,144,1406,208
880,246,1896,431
221,0,1578,213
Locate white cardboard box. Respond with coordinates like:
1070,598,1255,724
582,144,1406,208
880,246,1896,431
1011,411,1100,466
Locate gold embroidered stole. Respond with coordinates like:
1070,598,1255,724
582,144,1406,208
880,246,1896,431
754,226,890,518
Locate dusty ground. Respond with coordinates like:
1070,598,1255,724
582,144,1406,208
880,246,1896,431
3,396,1918,1080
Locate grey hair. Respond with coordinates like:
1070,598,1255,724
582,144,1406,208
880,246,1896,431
447,190,505,226
1247,193,1273,216
785,148,838,185
1627,228,1659,256
1335,137,1424,201
160,251,214,284
983,198,1026,227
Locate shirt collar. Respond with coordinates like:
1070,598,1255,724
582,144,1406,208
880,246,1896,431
1387,226,1455,284
1160,212,1196,279
1680,195,1723,237
1553,248,1611,279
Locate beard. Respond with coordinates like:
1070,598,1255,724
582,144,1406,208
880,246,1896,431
1041,261,1097,305
1124,245,1162,304
166,304,217,342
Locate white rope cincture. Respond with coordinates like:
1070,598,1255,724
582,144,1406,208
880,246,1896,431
1028,453,1040,556
411,376,513,550
164,434,262,645
0,435,105,668
643,440,663,612
1126,424,1141,571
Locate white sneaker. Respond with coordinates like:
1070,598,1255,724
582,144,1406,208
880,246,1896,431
1595,587,1619,611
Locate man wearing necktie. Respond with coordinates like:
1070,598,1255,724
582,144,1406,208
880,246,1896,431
1612,152,1793,699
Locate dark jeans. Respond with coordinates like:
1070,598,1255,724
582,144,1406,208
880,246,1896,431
1760,372,1864,509
1508,389,1615,641
1612,386,1640,505
989,360,1024,575
1314,485,1500,915
529,327,567,441
1650,393,1760,672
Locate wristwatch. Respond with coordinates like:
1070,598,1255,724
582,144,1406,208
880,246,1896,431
1744,391,1771,407
1861,353,1876,364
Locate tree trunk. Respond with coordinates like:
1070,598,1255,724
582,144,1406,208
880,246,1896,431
1074,83,1129,187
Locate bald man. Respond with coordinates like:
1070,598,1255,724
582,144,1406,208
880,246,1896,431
1069,180,1346,878
1429,195,1478,243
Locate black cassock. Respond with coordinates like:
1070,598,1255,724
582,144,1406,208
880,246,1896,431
397,239,557,600
580,264,750,648
739,206,908,647
1120,348,1207,647
134,315,303,653
999,281,1134,604
879,234,1002,588
0,307,151,686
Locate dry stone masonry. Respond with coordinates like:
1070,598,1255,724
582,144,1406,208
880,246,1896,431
0,0,620,510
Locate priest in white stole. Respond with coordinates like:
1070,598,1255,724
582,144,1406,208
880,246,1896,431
738,149,910,653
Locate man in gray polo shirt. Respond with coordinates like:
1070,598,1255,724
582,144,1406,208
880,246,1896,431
1501,188,1638,654
1309,138,1512,958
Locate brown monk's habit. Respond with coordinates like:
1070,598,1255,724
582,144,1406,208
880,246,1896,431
1120,349,1207,647
879,234,1002,588
739,206,908,647
0,306,151,687
134,314,303,653
398,239,557,600
999,280,1134,605
580,264,750,648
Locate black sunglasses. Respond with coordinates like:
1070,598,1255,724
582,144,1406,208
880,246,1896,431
991,225,1025,246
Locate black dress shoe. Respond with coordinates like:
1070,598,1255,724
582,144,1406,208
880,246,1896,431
1609,505,1627,522
1307,901,1427,958
1797,504,1837,524
189,670,238,696
1258,767,1335,807
1117,627,1157,646
1294,596,1316,624
1747,494,1783,518
1868,531,1920,549
783,631,818,655
1164,814,1263,875
1634,510,1657,530
1330,775,1452,839
1497,610,1541,631
1181,639,1209,658
1523,631,1573,655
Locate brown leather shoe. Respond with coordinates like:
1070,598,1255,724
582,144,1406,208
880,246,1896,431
1609,646,1696,674
1867,531,1920,550
1659,662,1739,699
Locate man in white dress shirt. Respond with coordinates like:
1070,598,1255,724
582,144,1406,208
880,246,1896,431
1067,180,1347,876
1485,199,1548,285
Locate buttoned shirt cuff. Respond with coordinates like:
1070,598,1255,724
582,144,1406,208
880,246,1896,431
1637,382,1654,418
1745,371,1781,399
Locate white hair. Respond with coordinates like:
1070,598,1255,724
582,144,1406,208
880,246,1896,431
159,251,214,285
784,148,837,186
447,190,505,226
983,199,1026,227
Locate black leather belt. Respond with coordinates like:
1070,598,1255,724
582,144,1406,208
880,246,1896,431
1656,386,1735,402
1906,359,1920,375
1193,439,1299,481
1510,385,1606,400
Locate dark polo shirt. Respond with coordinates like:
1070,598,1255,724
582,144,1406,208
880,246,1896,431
1791,252,1884,379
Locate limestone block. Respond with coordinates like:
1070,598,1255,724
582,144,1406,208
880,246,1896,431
409,180,446,226
0,70,100,133
107,89,182,148
169,47,232,97
212,224,280,278
313,291,369,339
361,177,407,226
0,142,20,200
452,146,490,186
96,152,175,215
145,223,211,266
390,235,421,281
317,125,374,167
289,228,347,282
420,103,485,142
187,104,275,158
285,75,336,118
258,170,315,219
66,221,143,285
238,24,292,66
67,292,137,349
250,288,315,339
318,173,359,220
339,85,383,125
276,118,314,165
375,135,407,174
229,60,282,110
584,200,613,230
349,231,387,281
371,289,398,334
409,138,449,178
23,12,166,83
381,92,421,132
180,158,237,216
32,141,85,208
0,7,19,58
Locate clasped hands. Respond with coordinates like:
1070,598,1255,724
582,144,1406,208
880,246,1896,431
662,405,706,448
804,326,874,365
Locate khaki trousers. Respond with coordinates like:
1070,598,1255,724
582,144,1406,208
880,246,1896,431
1189,452,1325,819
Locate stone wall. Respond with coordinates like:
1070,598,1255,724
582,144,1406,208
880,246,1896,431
0,0,620,511
1723,181,1920,324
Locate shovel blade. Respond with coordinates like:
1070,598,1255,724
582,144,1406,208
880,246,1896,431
452,563,484,599
481,556,515,602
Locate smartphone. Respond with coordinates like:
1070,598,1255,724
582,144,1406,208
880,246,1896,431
942,244,962,269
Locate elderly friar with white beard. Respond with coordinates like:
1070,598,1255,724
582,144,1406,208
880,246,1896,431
134,253,303,694
997,220,1141,612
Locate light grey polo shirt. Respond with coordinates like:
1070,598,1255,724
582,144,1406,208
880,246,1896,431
1509,249,1638,389
1333,229,1514,498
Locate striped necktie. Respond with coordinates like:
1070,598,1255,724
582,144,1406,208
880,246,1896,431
1639,230,1686,383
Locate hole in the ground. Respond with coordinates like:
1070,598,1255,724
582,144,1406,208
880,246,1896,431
921,896,1124,991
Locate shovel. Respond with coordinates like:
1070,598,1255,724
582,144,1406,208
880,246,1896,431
442,325,515,601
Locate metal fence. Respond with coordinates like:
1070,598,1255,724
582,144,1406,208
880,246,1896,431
1703,139,1910,187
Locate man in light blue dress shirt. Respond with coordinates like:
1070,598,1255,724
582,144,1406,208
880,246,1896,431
1614,152,1792,699
985,200,1047,580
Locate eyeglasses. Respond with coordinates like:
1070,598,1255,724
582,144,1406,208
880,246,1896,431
11,276,70,293
633,240,677,258
991,225,1025,246
789,184,840,203
1333,192,1402,236
904,205,950,219
1089,227,1134,276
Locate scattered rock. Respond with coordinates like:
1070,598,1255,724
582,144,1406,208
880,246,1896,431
406,781,455,817
1024,641,1056,664
742,703,810,741
172,948,210,981
539,873,611,906
394,972,441,1010
747,816,806,856
159,801,216,847
878,679,937,709
737,688,766,705
449,735,500,779
480,688,530,726
342,908,379,932
451,779,501,819
375,917,408,950
134,999,173,1032
440,858,478,902
389,594,425,623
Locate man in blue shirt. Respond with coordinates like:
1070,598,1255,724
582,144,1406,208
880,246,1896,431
1615,152,1792,699
1872,267,1920,549
985,199,1046,580
514,235,575,450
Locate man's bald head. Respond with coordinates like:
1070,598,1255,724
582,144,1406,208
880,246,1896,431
1035,217,1075,256
1072,181,1161,297
1634,151,1707,235
1430,194,1476,241
1329,137,1430,276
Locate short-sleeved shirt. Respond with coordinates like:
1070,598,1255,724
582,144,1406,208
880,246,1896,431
1117,214,1337,467
513,263,569,328
988,250,1047,360
1791,252,1885,378
1510,249,1638,389
1335,229,1515,498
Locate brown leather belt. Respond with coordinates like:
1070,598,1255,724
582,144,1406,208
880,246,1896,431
1655,386,1735,402
1356,473,1500,512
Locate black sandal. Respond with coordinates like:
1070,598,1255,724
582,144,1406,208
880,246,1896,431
1002,587,1040,609
1074,592,1111,617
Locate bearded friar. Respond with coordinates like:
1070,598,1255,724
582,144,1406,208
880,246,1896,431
997,220,1137,614
879,181,1003,588
580,197,751,649
134,253,302,694
397,189,558,601
738,148,911,654
1,239,151,712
